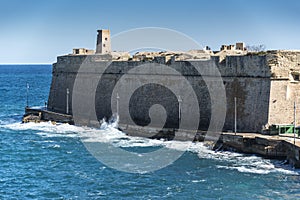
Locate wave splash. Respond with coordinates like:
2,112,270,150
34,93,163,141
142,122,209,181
2,119,299,175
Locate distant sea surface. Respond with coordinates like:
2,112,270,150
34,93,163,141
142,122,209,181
1,65,300,199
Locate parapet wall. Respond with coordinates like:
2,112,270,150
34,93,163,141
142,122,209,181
48,53,273,132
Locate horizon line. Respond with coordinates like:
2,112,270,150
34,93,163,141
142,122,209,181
0,63,52,65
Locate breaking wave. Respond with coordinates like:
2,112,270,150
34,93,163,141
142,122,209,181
2,119,299,175
189,142,299,175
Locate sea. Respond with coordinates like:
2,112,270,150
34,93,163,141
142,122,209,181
0,65,300,199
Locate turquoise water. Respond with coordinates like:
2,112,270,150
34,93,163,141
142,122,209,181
1,65,300,199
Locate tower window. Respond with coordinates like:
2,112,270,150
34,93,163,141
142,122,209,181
105,37,108,41
103,44,106,47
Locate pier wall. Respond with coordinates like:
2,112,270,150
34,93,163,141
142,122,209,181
215,133,300,168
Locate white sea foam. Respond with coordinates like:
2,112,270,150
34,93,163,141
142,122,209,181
3,121,83,133
0,118,18,126
191,179,206,183
2,119,299,175
188,142,299,175
216,165,271,174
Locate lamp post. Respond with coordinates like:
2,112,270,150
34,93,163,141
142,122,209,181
178,95,182,124
117,93,120,116
26,83,29,108
294,101,296,146
66,88,69,114
234,97,237,135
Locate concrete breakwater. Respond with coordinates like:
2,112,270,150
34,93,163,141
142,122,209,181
23,107,206,141
214,133,300,168
23,107,73,124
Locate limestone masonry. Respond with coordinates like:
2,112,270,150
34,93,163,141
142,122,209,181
47,29,300,134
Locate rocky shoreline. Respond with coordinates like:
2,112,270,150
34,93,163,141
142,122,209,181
213,133,300,168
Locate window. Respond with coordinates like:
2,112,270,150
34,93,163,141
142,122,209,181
291,72,300,81
105,37,108,41
103,44,106,47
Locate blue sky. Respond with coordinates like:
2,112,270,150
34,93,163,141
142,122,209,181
0,0,300,64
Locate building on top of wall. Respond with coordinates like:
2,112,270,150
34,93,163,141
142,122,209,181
220,44,235,51
220,42,247,51
72,48,95,55
236,42,246,51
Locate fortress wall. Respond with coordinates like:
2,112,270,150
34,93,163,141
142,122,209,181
268,80,300,125
221,54,269,77
267,51,300,126
222,77,270,132
219,55,270,132
47,55,85,114
48,54,271,132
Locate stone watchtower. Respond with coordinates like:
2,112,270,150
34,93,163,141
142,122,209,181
96,29,111,54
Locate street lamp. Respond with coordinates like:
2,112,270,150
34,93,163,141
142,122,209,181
294,101,296,146
66,88,69,114
234,97,237,135
117,93,120,116
178,95,182,124
26,83,29,108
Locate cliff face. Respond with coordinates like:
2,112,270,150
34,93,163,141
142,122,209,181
48,52,275,133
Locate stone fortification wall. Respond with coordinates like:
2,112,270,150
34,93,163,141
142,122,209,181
267,51,300,126
48,53,271,132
